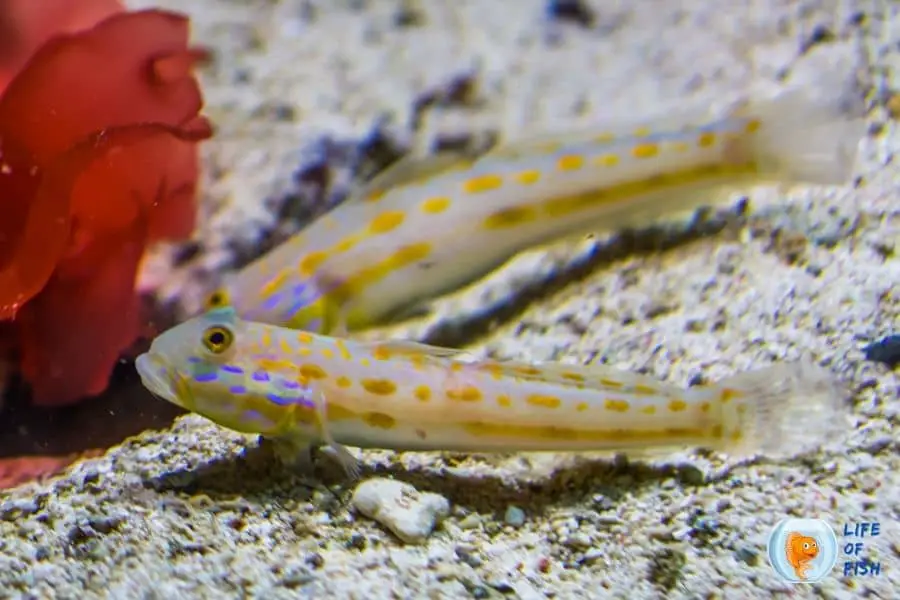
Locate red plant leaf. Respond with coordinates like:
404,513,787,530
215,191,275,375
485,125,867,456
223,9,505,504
15,123,209,405
0,10,206,163
0,9,210,319
0,0,124,89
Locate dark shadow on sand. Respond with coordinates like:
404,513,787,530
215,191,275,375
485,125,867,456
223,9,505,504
145,440,711,516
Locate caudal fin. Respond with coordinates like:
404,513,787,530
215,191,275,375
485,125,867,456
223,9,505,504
739,79,866,186
713,361,850,459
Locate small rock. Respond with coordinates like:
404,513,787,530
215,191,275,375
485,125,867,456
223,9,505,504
591,493,615,511
861,435,893,455
735,546,759,566
564,532,593,549
351,478,450,544
504,505,526,527
862,335,900,368
394,0,426,27
458,514,484,530
887,94,900,120
304,553,324,569
455,545,483,567
545,0,595,28
648,547,687,592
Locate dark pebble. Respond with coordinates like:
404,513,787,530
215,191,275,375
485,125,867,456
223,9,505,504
545,0,595,28
862,335,900,368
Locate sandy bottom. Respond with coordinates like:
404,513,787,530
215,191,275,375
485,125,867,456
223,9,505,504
0,1,897,598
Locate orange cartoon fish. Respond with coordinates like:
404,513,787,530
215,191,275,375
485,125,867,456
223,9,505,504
785,532,819,579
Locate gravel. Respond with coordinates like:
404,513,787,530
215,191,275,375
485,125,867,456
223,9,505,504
1,0,897,598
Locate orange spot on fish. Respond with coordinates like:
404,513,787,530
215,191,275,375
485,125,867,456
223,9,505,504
599,378,623,388
371,345,392,361
557,154,584,171
334,339,353,360
363,412,396,429
414,385,431,402
514,365,541,376
720,388,744,404
299,364,327,379
299,251,328,275
420,196,451,214
604,399,630,412
631,143,659,159
364,189,386,202
391,242,432,264
260,269,289,298
447,385,483,402
596,153,620,167
668,399,688,412
369,210,406,234
361,378,397,395
514,170,541,185
632,384,658,396
462,174,503,194
482,206,537,229
560,371,585,383
334,237,358,253
698,132,716,148
527,394,561,409
327,404,357,421
479,363,505,380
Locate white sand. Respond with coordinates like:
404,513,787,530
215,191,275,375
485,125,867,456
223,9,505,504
1,1,898,598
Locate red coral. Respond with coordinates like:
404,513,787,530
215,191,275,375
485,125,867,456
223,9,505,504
0,0,124,88
0,450,105,489
0,8,212,405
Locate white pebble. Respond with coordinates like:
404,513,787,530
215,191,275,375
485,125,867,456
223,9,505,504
504,505,526,527
351,478,450,544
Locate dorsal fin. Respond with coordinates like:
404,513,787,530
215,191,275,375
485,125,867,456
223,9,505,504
481,100,726,162
348,150,478,204
359,339,471,360
473,358,684,395
359,337,686,396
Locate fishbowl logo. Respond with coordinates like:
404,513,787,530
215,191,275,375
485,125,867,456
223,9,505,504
767,518,838,583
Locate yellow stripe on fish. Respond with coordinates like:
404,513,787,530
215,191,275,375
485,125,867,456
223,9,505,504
205,84,863,334
136,307,848,477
